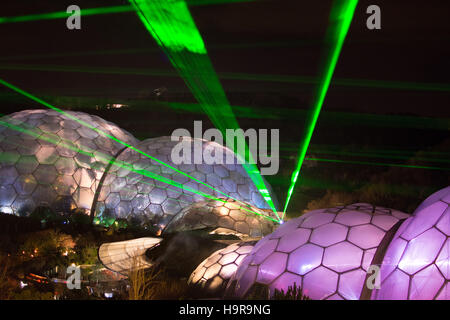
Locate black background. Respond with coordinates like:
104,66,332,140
0,0,449,214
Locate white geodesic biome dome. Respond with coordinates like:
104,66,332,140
189,241,257,294
0,110,279,232
0,109,138,216
164,199,277,238
95,136,279,230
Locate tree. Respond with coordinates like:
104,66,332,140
0,254,14,299
128,257,161,300
10,287,54,300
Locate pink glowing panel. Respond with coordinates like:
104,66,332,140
392,210,410,220
401,202,447,240
376,269,410,300
277,228,311,252
310,223,348,247
371,214,399,231
257,252,287,284
323,242,363,273
373,186,450,300
339,269,367,300
235,265,257,297
287,244,323,275
268,218,302,239
303,266,338,300
436,283,450,300
379,237,408,282
398,228,446,275
234,255,251,280
348,224,385,249
413,186,450,214
302,212,334,228
409,264,444,300
362,248,376,271
300,209,324,220
271,272,302,294
227,203,408,299
436,207,450,236
436,239,450,279
252,239,278,265
335,211,371,226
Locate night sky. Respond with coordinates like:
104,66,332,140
0,0,449,213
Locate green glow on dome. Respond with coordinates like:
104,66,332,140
0,80,278,224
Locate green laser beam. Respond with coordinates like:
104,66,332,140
304,157,450,171
0,5,133,24
0,1,257,24
0,77,274,217
3,87,448,131
0,115,278,223
130,0,206,54
279,146,450,164
0,40,316,62
0,129,194,209
283,0,358,217
129,0,279,219
1,63,449,93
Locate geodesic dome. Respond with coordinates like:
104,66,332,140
372,186,450,300
226,203,409,300
189,241,256,294
0,109,138,217
164,199,277,238
95,136,278,230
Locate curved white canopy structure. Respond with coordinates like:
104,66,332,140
98,237,162,275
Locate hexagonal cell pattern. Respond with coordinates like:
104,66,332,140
0,109,138,216
372,186,450,300
164,199,277,238
96,136,279,230
226,203,409,300
188,241,256,295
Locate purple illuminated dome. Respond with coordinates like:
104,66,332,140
226,203,409,300
189,241,256,294
372,186,450,300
